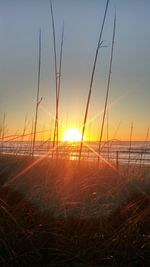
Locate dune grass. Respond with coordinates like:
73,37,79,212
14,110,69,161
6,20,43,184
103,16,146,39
0,155,149,266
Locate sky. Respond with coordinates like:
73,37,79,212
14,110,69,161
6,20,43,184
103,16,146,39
0,0,150,141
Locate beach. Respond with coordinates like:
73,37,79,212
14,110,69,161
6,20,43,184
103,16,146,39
1,0,150,265
0,155,149,266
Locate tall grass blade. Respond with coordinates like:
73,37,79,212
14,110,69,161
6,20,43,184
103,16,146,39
50,0,58,150
106,108,109,161
98,14,116,164
1,113,6,154
139,127,149,169
79,0,110,163
32,30,42,158
56,22,64,146
127,121,134,174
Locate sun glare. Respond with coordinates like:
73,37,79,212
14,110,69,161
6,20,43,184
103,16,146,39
62,127,85,142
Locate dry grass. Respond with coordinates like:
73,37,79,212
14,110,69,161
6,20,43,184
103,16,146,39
0,155,149,266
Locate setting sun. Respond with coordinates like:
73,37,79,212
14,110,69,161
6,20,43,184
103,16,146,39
61,127,85,142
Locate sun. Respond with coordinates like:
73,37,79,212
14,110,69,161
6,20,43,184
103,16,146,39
61,127,85,142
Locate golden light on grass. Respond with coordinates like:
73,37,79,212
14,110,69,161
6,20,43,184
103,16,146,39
61,127,86,142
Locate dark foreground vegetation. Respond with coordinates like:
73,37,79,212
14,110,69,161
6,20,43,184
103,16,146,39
0,155,150,266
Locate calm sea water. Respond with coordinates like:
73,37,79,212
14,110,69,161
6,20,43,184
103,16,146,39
1,140,150,165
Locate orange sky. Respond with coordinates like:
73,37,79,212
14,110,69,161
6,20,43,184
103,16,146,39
1,0,150,141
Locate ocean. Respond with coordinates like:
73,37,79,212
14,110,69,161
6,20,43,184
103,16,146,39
1,140,150,166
